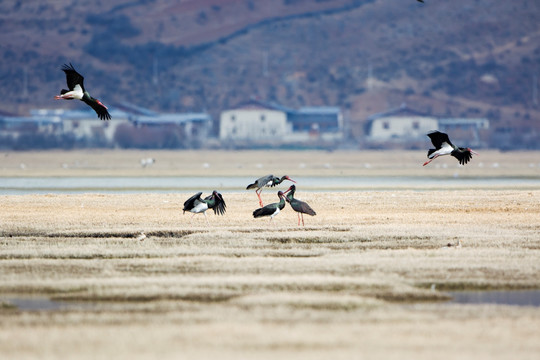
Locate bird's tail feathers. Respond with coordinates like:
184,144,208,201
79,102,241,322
246,182,257,190
253,208,264,218
427,148,436,158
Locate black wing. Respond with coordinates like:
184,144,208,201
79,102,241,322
207,191,226,216
253,203,277,218
61,63,85,92
183,192,203,213
82,97,111,120
451,148,473,165
291,199,316,216
427,130,453,149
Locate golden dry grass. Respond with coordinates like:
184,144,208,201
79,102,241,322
1,150,540,359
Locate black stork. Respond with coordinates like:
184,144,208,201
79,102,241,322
54,63,111,120
246,174,296,207
423,131,478,166
417,0,424,3
183,190,226,223
252,191,288,222
284,185,316,226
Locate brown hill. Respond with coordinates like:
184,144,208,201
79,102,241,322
1,0,539,147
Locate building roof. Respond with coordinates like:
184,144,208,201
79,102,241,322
229,98,295,113
0,116,61,125
132,113,211,125
439,118,489,125
297,106,341,115
30,108,131,120
366,103,429,122
112,101,159,116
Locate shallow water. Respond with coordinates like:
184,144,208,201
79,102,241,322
1,176,540,194
449,290,540,307
2,297,93,311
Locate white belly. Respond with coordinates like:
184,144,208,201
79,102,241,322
64,84,84,100
191,202,208,214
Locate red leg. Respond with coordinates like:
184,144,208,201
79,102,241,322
423,155,439,166
301,213,305,226
256,189,263,207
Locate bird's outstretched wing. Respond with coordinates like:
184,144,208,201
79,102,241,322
83,97,111,120
451,149,473,165
214,192,226,215
61,63,85,92
427,130,453,149
206,191,227,215
183,192,203,213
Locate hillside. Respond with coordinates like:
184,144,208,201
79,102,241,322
1,0,539,147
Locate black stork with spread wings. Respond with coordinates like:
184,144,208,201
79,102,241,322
423,131,478,166
246,174,296,207
55,63,111,120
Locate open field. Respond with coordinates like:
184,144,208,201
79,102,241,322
1,150,540,359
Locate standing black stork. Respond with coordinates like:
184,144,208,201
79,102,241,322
252,191,288,223
246,174,296,207
54,63,111,120
183,190,226,223
423,131,478,166
284,185,316,226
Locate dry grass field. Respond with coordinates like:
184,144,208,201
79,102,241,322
1,150,540,359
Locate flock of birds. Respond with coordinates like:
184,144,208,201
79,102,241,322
55,55,478,227
180,130,477,226
182,175,316,226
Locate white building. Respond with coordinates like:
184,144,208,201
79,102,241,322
219,99,344,145
30,108,130,142
219,100,291,142
365,104,438,141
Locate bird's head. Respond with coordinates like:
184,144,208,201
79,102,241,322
212,190,223,201
283,185,295,198
281,175,296,183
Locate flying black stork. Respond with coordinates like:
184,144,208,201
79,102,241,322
423,130,478,166
183,190,226,223
246,174,296,207
54,63,111,120
284,185,316,226
252,191,288,223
